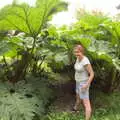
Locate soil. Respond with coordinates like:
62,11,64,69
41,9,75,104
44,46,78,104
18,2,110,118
49,80,76,112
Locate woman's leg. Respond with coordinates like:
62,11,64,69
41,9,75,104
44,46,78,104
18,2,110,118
74,82,81,110
82,99,92,120
74,93,81,110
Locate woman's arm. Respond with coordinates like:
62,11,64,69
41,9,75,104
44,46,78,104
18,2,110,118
82,64,94,89
85,64,94,85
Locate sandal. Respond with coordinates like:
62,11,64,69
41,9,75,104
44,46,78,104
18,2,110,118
71,107,79,113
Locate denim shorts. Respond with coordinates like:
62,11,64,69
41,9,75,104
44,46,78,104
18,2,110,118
76,81,90,99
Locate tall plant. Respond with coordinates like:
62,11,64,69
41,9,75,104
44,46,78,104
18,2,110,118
0,0,67,83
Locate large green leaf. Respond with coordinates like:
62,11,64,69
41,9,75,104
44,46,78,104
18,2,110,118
0,0,67,37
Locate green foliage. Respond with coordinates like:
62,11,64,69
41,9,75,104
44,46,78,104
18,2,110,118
43,112,84,120
0,0,68,83
0,76,53,120
0,0,67,37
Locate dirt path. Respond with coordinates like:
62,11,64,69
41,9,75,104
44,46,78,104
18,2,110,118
50,81,76,112
52,92,75,112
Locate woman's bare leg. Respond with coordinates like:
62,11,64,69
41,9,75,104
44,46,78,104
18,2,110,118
74,93,81,110
82,99,92,120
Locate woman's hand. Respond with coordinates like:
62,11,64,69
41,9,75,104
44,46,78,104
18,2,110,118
81,83,89,90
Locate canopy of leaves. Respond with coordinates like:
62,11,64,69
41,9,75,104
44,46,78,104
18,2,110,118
0,0,68,37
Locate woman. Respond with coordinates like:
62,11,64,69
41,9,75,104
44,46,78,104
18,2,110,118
73,44,94,120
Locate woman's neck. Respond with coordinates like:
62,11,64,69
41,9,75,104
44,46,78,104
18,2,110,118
78,55,84,61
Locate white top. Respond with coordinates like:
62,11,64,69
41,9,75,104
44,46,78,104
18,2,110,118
74,56,90,82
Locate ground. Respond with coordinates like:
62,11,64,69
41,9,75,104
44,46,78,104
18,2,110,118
49,80,88,113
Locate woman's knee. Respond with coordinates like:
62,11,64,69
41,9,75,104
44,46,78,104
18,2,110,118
86,107,92,113
83,99,91,112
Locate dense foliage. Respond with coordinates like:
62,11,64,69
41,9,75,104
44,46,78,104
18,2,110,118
0,0,67,83
0,76,53,120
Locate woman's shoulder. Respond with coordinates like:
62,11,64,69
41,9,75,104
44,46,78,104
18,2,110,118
82,56,90,64
83,56,89,60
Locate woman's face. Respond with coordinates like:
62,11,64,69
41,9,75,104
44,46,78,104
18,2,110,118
74,47,83,58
